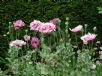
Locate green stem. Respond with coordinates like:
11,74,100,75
90,30,96,50
58,22,61,39
16,30,19,39
75,33,78,49
9,25,14,40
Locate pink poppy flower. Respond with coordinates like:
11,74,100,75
29,20,42,31
13,20,25,30
31,37,40,48
9,40,26,47
39,22,56,33
24,35,31,41
81,33,97,44
69,25,82,32
50,18,60,25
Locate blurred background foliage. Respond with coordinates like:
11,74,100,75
0,0,102,69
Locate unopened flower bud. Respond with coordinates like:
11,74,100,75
3,34,6,37
84,24,88,27
77,50,81,54
94,47,97,50
25,30,28,33
59,19,61,23
11,25,13,27
96,41,101,44
93,27,97,31
66,17,69,21
9,22,12,25
28,62,33,64
7,32,9,35
65,22,69,25
73,46,78,48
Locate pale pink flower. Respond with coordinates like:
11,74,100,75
13,20,25,30
81,33,97,44
69,25,82,32
39,22,56,33
50,18,60,25
29,20,42,31
31,37,40,48
96,60,101,65
9,40,26,47
24,35,31,41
